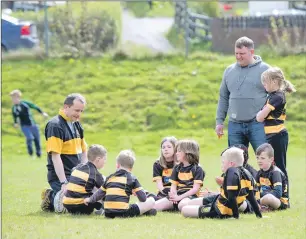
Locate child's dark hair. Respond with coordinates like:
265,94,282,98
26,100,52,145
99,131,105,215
232,144,249,166
175,139,199,165
256,143,274,158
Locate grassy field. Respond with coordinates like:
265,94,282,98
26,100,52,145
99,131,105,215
2,54,306,238
2,132,305,239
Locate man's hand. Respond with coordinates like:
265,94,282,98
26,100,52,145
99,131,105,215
84,198,90,206
14,123,19,128
61,184,67,194
215,124,224,138
42,112,49,118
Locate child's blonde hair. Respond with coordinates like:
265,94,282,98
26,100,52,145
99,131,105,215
261,67,296,93
116,149,136,169
221,147,244,167
158,136,178,168
87,144,107,162
176,139,199,165
256,143,274,158
10,89,22,97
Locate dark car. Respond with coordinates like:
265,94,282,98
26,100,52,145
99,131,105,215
1,14,39,51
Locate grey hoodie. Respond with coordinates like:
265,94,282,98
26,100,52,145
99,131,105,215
216,55,270,125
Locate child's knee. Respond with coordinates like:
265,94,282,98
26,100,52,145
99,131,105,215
260,194,274,205
178,198,190,211
146,197,155,208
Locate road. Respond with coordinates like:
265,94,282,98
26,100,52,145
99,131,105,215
121,10,175,53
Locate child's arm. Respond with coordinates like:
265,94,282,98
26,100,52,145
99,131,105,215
152,162,166,193
225,168,240,219
256,105,271,122
85,187,106,204
133,178,147,202
135,190,147,202
23,100,48,117
171,183,201,202
227,190,239,219
169,183,177,195
247,190,262,218
257,94,283,122
262,172,283,198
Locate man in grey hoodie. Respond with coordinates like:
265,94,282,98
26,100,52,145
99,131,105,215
215,36,269,152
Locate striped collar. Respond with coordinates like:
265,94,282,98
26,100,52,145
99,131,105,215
59,109,72,122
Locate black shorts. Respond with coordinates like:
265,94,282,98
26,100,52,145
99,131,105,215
64,202,102,215
202,194,219,207
198,203,230,219
105,204,140,219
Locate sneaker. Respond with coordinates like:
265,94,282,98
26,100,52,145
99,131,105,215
41,188,53,212
143,209,157,216
95,208,105,215
260,205,272,213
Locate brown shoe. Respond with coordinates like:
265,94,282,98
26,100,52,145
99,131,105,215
41,188,53,212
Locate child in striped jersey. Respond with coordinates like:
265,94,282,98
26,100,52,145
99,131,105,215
255,143,289,210
150,136,178,200
63,144,107,215
154,139,205,212
181,147,262,219
256,67,296,180
84,150,157,218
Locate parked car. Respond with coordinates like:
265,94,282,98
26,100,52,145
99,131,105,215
1,13,39,52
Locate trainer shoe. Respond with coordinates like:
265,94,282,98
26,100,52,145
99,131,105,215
143,209,157,216
41,188,53,212
95,208,105,215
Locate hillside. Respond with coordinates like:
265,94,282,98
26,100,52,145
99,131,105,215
2,54,305,137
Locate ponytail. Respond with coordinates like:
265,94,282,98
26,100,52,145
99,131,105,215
282,80,296,93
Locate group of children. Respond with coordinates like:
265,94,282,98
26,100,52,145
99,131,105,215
53,66,293,219
57,137,288,220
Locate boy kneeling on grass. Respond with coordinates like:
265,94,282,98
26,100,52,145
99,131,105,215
255,143,289,211
63,144,107,215
181,147,262,219
84,149,157,218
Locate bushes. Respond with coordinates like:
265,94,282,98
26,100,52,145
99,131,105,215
188,2,220,17
12,2,122,58
266,16,306,56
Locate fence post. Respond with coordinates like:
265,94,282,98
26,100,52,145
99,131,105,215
44,0,49,57
184,2,189,59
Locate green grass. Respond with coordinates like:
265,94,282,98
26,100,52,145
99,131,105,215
2,54,306,134
124,1,174,18
2,131,305,239
2,54,306,238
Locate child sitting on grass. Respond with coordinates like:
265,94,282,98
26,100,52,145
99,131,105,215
181,147,262,219
154,139,205,212
84,149,157,218
63,144,107,215
255,143,289,211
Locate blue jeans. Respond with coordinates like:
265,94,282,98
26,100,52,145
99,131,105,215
228,120,267,153
21,125,41,157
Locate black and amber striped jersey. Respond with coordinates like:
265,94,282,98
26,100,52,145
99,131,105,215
170,163,205,196
45,109,87,182
63,162,104,206
91,169,145,214
215,166,255,216
152,161,174,190
256,165,289,205
264,91,287,136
